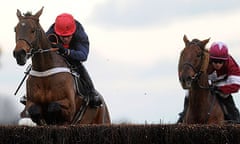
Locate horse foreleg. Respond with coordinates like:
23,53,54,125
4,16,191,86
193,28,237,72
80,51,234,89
28,104,44,124
48,98,76,124
46,102,64,124
19,101,43,126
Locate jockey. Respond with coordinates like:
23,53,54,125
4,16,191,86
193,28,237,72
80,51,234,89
46,13,102,107
178,41,240,123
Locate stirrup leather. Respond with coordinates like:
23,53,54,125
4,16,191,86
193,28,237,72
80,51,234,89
72,71,83,96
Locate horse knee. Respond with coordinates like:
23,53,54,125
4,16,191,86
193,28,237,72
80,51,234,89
48,102,61,113
47,102,63,124
28,105,41,124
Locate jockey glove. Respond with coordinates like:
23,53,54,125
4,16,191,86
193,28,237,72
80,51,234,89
210,85,223,93
48,34,58,43
51,43,67,54
210,85,226,97
210,85,218,92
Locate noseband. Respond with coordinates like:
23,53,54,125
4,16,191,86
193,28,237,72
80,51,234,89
182,62,202,81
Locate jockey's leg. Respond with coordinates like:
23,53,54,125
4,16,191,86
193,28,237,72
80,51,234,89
220,95,240,123
177,92,189,123
77,63,102,107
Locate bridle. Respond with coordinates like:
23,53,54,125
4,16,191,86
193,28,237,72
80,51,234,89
16,17,52,58
180,41,208,89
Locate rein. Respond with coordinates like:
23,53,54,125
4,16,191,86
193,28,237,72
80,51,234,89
25,28,52,57
205,92,217,123
27,47,53,57
182,62,202,82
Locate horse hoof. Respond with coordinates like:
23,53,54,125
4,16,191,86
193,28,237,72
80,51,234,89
18,118,37,127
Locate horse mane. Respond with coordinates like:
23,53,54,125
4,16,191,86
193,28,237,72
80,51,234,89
191,39,206,50
191,39,210,73
185,38,209,73
23,11,33,17
200,51,209,73
22,11,40,22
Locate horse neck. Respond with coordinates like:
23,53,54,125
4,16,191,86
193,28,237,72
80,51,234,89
31,37,68,71
189,72,210,108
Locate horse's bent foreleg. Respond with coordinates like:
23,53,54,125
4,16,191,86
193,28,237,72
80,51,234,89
20,101,44,126
53,98,76,124
28,104,42,124
46,102,64,124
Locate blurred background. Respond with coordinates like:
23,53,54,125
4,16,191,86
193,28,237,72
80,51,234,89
0,0,240,124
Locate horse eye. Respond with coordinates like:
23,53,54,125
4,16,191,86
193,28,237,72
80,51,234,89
31,29,35,33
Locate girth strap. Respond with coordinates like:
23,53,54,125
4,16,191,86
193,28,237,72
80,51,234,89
29,67,71,77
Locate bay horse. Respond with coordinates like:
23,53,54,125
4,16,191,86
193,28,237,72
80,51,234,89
178,35,224,124
13,7,110,126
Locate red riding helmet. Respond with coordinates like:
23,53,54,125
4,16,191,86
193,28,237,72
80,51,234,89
209,42,229,60
54,13,76,36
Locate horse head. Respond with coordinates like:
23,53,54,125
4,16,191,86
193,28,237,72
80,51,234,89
178,35,210,89
13,7,44,66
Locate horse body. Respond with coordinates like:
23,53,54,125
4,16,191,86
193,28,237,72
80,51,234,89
178,35,224,124
186,87,223,124
13,7,110,125
25,72,76,123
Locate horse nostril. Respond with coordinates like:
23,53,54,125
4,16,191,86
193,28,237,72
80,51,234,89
180,75,192,84
186,76,192,82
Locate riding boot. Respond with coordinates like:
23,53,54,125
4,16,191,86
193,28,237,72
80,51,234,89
177,96,189,123
77,63,102,108
219,95,240,123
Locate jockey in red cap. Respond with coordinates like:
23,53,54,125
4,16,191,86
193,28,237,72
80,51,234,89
46,13,102,108
209,42,229,60
54,13,76,36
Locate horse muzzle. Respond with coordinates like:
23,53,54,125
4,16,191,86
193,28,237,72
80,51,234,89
179,74,193,89
13,49,27,66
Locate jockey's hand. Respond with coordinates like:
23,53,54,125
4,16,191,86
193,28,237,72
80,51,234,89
210,85,227,98
210,85,222,94
47,34,58,43
51,43,66,54
209,85,218,92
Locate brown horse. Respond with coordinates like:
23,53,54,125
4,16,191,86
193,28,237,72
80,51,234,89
13,7,110,126
178,35,224,124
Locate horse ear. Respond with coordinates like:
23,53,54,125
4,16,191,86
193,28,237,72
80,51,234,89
34,6,44,19
183,35,189,46
17,9,23,20
202,38,210,47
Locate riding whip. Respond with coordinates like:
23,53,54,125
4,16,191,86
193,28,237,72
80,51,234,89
14,64,32,95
